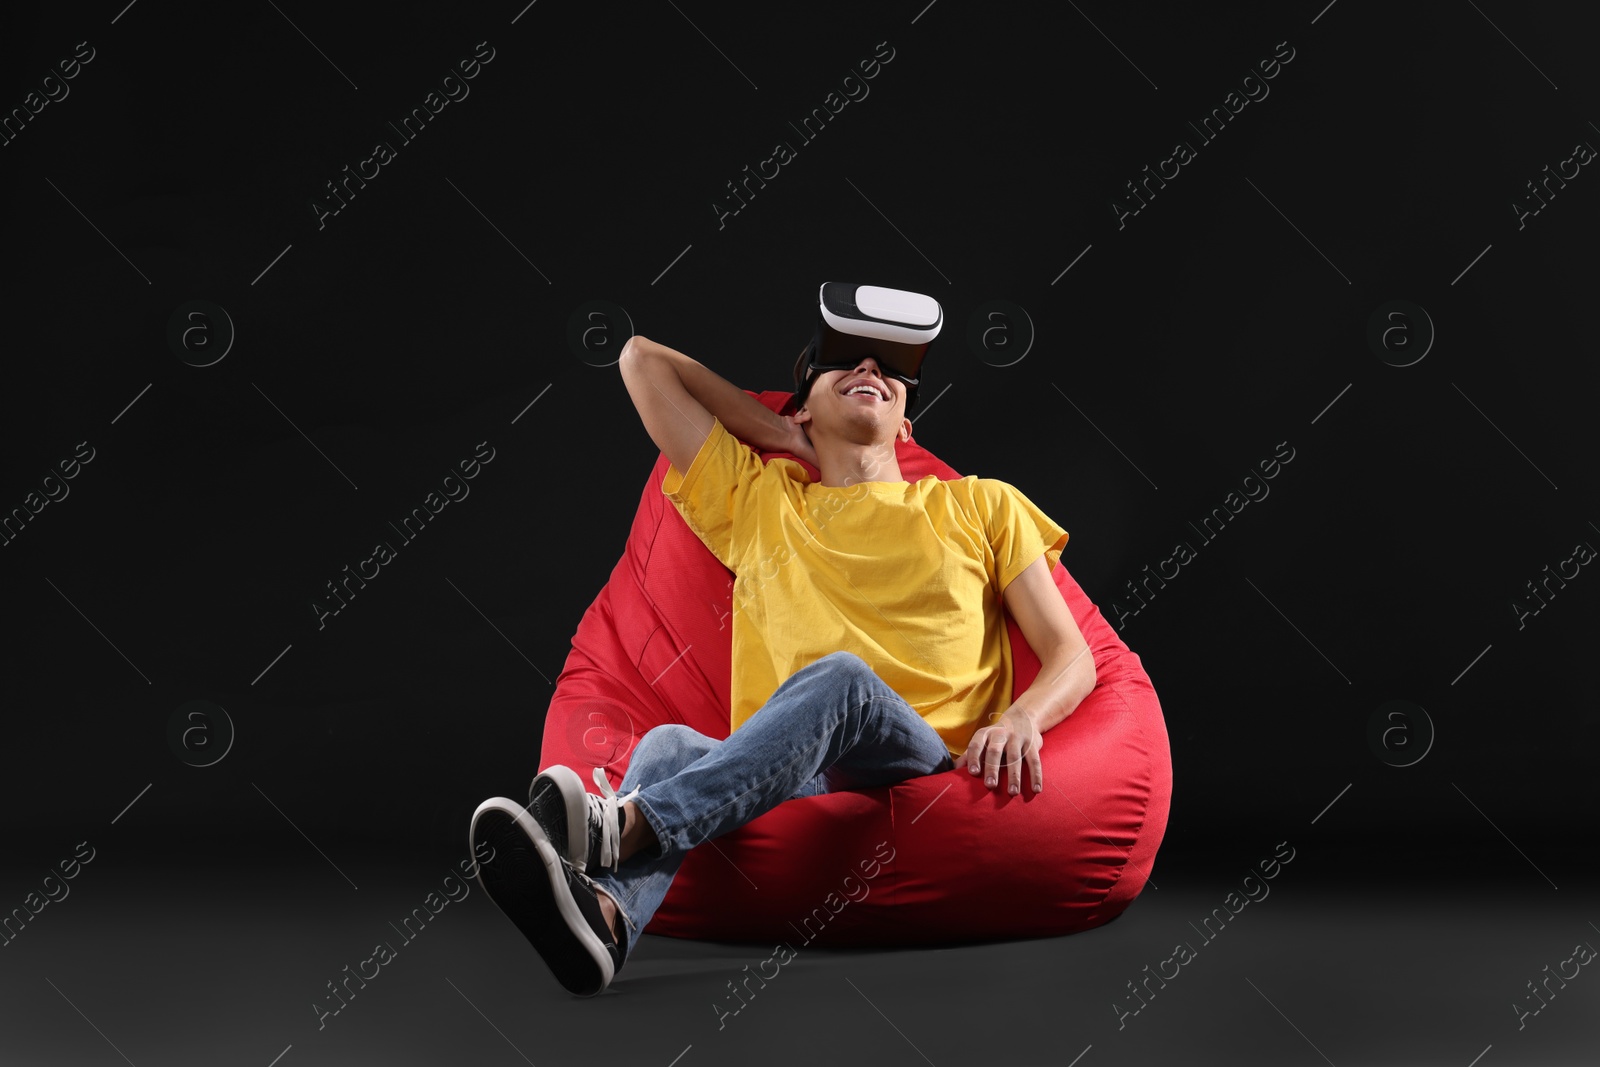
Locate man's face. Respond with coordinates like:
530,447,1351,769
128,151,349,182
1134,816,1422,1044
796,358,912,443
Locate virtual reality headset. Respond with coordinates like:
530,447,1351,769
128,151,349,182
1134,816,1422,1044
791,282,943,416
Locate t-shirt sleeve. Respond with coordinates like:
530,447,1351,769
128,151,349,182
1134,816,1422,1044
660,416,770,572
978,479,1070,595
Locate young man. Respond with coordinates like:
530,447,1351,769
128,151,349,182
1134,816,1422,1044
470,288,1095,997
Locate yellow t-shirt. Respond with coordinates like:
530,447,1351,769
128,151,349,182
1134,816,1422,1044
662,417,1070,758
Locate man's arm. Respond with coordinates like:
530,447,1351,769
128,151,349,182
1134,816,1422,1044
618,336,792,474
963,553,1095,794
1001,554,1096,734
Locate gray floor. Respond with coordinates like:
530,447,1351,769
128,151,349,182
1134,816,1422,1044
4,840,1595,1067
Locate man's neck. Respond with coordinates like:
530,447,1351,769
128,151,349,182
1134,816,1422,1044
813,437,906,486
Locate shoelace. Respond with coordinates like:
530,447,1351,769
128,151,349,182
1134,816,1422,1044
579,767,642,938
588,767,641,876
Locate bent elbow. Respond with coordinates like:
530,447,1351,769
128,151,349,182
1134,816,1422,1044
621,335,654,364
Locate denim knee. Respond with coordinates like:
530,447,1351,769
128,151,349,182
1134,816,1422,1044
812,649,875,681
627,723,704,780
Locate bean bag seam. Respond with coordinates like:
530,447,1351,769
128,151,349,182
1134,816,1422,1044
639,459,667,575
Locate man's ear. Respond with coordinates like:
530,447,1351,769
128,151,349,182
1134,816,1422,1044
899,417,912,441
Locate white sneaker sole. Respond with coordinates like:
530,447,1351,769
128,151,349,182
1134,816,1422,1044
468,797,614,996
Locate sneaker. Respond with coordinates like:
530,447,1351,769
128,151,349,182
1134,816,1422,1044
469,797,634,997
526,765,641,876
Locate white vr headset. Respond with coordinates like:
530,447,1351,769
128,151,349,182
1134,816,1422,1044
791,282,943,416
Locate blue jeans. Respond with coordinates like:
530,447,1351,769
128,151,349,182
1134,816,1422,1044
589,650,956,963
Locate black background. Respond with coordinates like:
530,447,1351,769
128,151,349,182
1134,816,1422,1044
2,2,1596,1065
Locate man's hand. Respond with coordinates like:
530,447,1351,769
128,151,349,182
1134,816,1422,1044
961,705,1044,795
776,412,821,470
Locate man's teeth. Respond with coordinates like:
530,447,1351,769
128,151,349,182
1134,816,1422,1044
846,387,881,399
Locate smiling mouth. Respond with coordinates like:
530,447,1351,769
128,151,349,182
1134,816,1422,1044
842,384,888,402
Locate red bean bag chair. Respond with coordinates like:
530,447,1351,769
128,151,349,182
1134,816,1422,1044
538,389,1172,947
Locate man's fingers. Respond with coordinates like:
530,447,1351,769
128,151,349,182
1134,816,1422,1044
971,729,1048,793
983,735,1005,788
